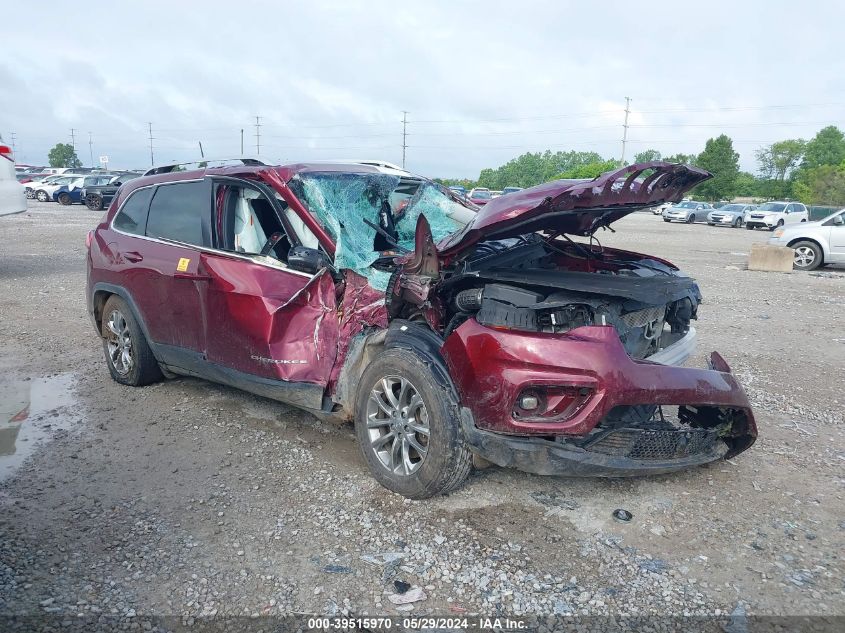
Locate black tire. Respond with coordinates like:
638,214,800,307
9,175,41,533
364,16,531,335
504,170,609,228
663,219,671,223
746,224,754,230
770,220,784,232
791,241,823,271
57,192,71,205
707,222,715,226
687,214,696,224
354,347,472,499
100,295,162,386
85,195,104,211
733,218,743,228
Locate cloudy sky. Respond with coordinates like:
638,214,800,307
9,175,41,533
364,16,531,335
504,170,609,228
3,1,844,177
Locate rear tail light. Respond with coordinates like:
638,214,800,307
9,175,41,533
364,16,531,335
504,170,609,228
0,145,13,162
86,230,93,249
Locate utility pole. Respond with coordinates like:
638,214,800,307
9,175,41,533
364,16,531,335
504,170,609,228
70,128,77,152
198,141,204,158
240,129,244,156
10,132,16,159
254,116,262,155
620,96,631,164
148,122,155,167
88,132,94,167
401,111,409,169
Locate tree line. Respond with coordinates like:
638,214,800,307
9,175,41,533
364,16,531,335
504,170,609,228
436,125,845,206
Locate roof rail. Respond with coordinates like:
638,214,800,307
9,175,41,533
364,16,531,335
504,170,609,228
143,157,266,176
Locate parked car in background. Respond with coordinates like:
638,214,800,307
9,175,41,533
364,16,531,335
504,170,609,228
86,159,756,498
745,201,808,231
500,186,523,196
30,174,87,202
0,143,27,217
448,185,467,198
707,203,755,228
768,208,845,270
53,174,117,205
491,190,503,198
662,200,712,223
651,201,673,215
82,172,143,210
25,173,65,199
468,187,493,206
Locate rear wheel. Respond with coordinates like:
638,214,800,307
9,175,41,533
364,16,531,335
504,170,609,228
792,241,822,271
35,190,48,202
57,192,71,205
354,348,472,499
101,295,162,386
687,214,696,224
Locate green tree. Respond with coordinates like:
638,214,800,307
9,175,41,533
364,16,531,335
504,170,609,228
734,171,762,197
802,126,845,170
663,153,697,165
633,149,662,163
793,164,845,206
47,143,82,168
693,135,740,201
755,139,805,198
552,159,621,180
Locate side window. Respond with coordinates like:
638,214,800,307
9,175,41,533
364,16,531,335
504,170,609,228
785,204,795,213
113,187,154,235
146,181,208,246
216,183,290,260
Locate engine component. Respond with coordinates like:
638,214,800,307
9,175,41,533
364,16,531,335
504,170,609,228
475,284,544,331
453,288,483,312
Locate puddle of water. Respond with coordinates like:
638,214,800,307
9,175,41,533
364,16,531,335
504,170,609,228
0,374,77,481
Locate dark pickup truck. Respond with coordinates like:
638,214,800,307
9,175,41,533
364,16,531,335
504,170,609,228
83,172,142,210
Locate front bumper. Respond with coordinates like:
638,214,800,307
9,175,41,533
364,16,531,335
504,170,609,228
747,216,775,228
441,320,756,452
460,409,730,477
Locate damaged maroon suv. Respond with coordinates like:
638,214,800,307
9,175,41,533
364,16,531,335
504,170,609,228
86,159,756,498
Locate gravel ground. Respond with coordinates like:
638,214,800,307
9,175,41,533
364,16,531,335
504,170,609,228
0,201,843,630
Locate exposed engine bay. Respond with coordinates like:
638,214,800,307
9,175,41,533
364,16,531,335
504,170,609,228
392,233,702,360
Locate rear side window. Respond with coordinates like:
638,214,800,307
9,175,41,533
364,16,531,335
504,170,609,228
146,181,208,246
113,187,154,235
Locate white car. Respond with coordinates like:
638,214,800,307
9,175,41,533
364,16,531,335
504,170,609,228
25,173,65,198
745,201,808,231
768,208,845,270
0,142,26,217
30,175,86,202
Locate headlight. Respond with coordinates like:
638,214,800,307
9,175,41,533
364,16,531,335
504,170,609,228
773,228,785,238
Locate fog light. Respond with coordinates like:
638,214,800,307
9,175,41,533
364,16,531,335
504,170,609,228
519,394,540,410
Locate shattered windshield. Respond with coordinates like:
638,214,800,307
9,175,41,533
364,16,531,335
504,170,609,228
289,172,469,290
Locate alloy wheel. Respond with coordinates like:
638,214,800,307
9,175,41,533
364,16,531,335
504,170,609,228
366,376,430,476
105,309,133,375
794,246,816,269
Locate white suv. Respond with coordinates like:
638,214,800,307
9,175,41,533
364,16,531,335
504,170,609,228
0,142,26,217
745,201,808,231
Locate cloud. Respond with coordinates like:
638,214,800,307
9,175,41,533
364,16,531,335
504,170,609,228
3,0,844,176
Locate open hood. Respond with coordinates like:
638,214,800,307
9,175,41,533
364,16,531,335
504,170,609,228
436,162,710,259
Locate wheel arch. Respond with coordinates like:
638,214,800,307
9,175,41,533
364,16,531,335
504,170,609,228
90,283,156,349
786,237,827,263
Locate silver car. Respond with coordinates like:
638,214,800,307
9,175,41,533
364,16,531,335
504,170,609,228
768,208,845,270
662,200,712,223
707,203,755,228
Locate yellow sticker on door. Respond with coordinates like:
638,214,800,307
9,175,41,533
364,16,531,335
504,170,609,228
176,257,190,272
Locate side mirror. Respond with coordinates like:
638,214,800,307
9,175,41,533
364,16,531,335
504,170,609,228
287,245,330,275
833,215,844,226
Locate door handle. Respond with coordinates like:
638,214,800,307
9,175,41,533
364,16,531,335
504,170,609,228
174,272,213,282
123,251,143,263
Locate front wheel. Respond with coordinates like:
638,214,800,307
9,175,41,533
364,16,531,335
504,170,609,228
733,218,743,228
771,220,784,232
663,218,671,223
746,224,754,230
792,241,822,271
354,348,472,499
35,190,49,202
85,195,104,211
687,214,696,224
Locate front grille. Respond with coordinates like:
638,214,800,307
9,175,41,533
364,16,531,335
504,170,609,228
620,306,665,328
585,428,718,460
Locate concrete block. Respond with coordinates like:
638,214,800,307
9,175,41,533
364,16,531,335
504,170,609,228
748,244,793,273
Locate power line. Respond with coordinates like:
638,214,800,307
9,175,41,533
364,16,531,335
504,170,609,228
402,111,408,168
147,122,154,167
621,97,631,163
